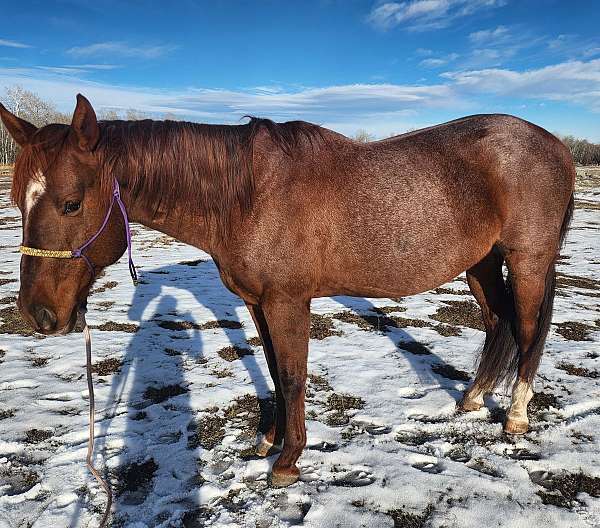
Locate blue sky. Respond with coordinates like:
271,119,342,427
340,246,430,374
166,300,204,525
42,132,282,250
1,0,599,140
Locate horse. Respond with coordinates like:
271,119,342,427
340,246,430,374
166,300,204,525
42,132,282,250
0,94,574,487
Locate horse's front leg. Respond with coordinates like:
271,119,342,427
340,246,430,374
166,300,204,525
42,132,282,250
261,296,310,487
246,302,286,455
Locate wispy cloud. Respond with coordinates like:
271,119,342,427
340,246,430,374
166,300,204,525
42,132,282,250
469,25,510,45
442,58,600,112
367,0,507,31
66,41,177,59
0,38,32,49
419,52,459,68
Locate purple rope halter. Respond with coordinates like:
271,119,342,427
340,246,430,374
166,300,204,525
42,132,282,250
73,178,138,284
20,178,137,285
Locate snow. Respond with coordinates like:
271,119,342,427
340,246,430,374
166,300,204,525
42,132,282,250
0,181,599,527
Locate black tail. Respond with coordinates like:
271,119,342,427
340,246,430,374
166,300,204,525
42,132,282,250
474,193,574,391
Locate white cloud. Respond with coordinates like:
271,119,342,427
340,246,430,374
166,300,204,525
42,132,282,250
367,0,506,31
66,41,177,59
442,58,600,111
419,52,459,68
0,38,32,49
469,25,509,44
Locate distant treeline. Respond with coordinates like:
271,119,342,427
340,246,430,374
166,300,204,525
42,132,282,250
559,135,600,166
1,86,599,166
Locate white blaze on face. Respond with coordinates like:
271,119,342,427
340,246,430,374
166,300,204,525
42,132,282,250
24,171,47,219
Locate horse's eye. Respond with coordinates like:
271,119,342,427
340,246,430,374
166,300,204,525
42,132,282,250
63,201,81,215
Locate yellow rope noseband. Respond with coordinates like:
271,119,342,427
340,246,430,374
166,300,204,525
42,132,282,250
19,246,74,259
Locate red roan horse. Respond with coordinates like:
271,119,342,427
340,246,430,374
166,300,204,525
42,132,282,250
0,95,574,487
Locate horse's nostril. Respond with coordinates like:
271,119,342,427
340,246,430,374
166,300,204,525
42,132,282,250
33,305,57,332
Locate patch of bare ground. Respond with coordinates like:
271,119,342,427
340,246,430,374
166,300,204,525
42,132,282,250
182,507,214,527
556,272,600,291
387,505,434,528
0,278,16,286
95,300,115,310
530,470,600,508
246,336,262,347
554,321,595,341
310,313,342,339
217,345,254,362
187,412,226,450
529,392,560,418
90,281,118,295
433,287,471,295
25,429,52,443
0,408,16,420
0,461,39,496
91,357,122,376
93,321,139,333
113,458,158,497
224,393,275,439
0,306,35,336
177,259,206,267
556,362,599,378
431,363,471,382
144,384,188,404
307,372,333,393
30,356,49,367
371,305,407,314
0,296,16,305
431,300,484,331
325,393,365,426
157,319,243,331
574,199,600,210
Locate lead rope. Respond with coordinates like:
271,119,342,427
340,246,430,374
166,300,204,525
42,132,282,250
81,309,113,527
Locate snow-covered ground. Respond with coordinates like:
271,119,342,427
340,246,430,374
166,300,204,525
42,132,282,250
0,178,599,528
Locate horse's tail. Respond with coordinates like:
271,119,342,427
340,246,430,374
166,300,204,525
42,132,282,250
474,193,574,391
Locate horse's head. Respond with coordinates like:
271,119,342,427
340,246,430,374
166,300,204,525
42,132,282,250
0,94,127,335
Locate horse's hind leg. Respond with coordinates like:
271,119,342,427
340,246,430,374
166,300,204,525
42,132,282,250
458,248,507,411
503,251,556,434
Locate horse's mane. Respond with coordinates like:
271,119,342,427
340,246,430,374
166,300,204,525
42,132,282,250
12,117,322,237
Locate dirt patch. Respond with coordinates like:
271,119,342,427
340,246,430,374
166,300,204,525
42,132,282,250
187,413,226,450
0,278,16,286
201,319,243,330
0,408,16,420
433,287,471,295
114,459,158,496
431,363,471,382
308,372,333,393
398,341,432,355
531,470,600,508
325,392,365,426
25,429,53,443
395,429,436,446
157,319,197,331
0,296,16,305
0,306,35,336
224,393,275,439
556,362,599,378
90,281,118,295
144,384,188,404
556,272,599,291
554,321,595,341
246,336,262,347
388,505,434,528
431,301,484,331
217,345,254,362
371,305,407,314
529,392,560,418
91,357,123,376
310,313,342,339
94,321,139,333
30,357,49,367
0,461,39,496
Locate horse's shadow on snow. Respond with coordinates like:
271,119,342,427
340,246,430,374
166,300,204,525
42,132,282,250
70,259,464,525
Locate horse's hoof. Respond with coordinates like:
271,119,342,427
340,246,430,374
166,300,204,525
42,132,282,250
457,398,483,412
269,468,300,488
255,439,282,457
504,419,529,435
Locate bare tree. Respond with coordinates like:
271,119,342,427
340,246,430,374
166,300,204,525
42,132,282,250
125,108,149,121
353,129,376,142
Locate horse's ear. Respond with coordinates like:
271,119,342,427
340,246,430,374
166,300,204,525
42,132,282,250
71,93,99,152
0,103,37,147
